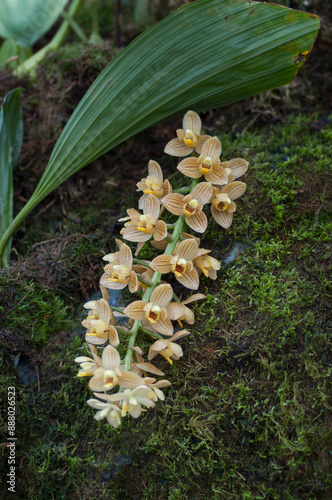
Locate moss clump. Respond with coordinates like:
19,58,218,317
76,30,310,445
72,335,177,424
0,273,75,346
1,113,331,499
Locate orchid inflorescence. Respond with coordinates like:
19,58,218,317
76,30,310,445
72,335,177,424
75,110,248,428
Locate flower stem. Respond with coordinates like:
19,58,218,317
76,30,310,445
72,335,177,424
133,258,152,269
138,326,163,339
123,178,199,371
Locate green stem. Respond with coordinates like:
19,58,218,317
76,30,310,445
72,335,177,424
133,258,152,269
138,326,163,339
174,186,191,194
89,1,103,44
61,10,87,42
123,178,199,371
111,305,125,314
137,276,152,287
13,0,85,77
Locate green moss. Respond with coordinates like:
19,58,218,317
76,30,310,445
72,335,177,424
0,273,75,345
1,113,331,499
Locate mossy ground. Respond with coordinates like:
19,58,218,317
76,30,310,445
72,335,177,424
1,1,331,499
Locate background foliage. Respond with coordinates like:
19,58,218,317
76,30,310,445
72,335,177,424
0,1,331,498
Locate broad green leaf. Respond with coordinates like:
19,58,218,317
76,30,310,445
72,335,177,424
0,0,68,47
0,88,23,267
0,0,319,260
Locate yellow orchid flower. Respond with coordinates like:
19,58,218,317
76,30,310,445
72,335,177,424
122,194,167,246
137,160,172,209
150,238,200,290
82,299,119,346
162,182,212,233
210,181,247,229
177,136,228,185
100,241,138,293
164,110,210,157
148,330,191,365
124,283,174,336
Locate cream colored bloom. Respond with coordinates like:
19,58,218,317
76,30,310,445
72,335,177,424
220,158,249,183
211,181,247,229
164,110,210,157
100,241,138,293
95,386,156,418
137,160,172,209
87,399,122,428
142,377,171,400
162,182,212,233
167,293,206,327
82,297,119,346
124,283,174,336
75,345,101,377
148,330,190,365
122,194,167,244
150,238,200,290
193,249,221,279
88,345,144,392
177,136,228,185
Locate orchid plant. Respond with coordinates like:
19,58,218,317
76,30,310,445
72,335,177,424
76,110,249,427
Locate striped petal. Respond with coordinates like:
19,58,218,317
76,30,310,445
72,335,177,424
169,342,183,358
129,271,139,293
201,136,222,160
226,158,249,178
109,326,120,346
186,210,207,233
167,302,187,320
150,254,172,274
211,205,233,229
144,194,160,220
100,273,127,290
164,179,172,196
119,371,145,389
177,157,201,178
162,193,184,215
183,110,201,132
222,181,247,200
97,299,112,324
124,301,146,319
135,362,164,376
154,220,167,241
205,162,228,185
89,369,107,392
171,330,191,342
177,238,199,261
153,311,173,336
120,243,132,269
176,129,185,141
164,137,192,157
182,293,206,304
190,182,212,205
123,225,151,242
228,201,237,213
148,160,163,181
151,283,173,307
176,267,199,290
196,135,211,153
102,345,120,371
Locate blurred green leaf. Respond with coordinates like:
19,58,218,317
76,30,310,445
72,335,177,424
0,89,23,267
0,0,320,262
0,0,68,47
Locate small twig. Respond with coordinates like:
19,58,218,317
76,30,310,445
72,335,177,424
0,288,33,318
